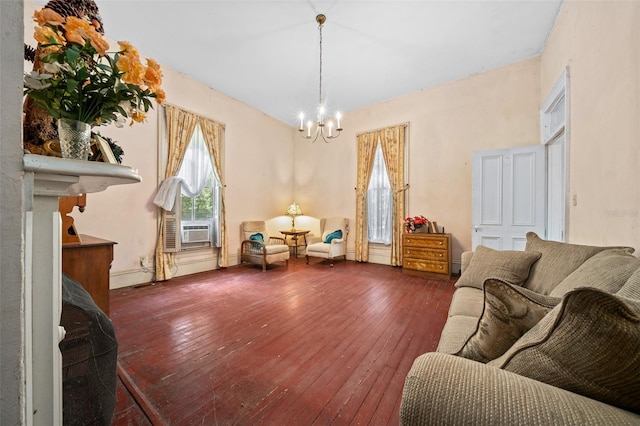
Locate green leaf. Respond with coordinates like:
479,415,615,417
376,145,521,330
65,46,80,63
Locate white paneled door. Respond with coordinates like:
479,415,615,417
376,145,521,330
472,145,546,250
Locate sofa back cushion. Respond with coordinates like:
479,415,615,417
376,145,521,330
455,245,541,290
490,287,640,414
618,267,640,299
523,232,634,295
549,249,640,297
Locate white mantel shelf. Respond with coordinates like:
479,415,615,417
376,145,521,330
23,154,141,425
23,153,142,195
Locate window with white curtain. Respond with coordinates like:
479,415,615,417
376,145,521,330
177,123,222,247
367,142,392,244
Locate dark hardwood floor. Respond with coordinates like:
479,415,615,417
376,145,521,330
110,257,456,425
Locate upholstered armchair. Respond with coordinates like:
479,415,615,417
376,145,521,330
240,221,290,272
306,217,349,266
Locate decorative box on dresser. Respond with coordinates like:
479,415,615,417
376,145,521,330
402,233,451,280
62,234,116,315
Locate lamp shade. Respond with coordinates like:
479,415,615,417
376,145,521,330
286,202,303,217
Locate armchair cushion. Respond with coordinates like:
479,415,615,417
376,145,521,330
249,232,264,248
324,230,343,243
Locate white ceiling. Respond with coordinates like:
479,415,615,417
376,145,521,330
41,1,563,126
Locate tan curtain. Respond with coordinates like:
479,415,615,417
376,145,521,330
354,131,378,262
154,105,198,281
380,125,406,266
199,117,228,268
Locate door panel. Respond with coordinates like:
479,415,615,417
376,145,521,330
472,145,546,250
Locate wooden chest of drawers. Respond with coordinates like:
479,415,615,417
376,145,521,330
402,233,451,280
62,234,115,315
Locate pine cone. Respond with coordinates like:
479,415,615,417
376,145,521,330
44,0,104,33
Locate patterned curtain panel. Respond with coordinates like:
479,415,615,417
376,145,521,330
380,125,406,266
154,105,198,281
199,117,228,268
355,124,406,264
355,131,378,262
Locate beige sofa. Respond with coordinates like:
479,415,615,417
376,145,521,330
401,233,640,425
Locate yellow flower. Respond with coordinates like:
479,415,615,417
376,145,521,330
117,51,145,87
33,8,64,26
154,88,166,105
143,58,163,93
34,25,64,46
117,41,139,56
130,111,146,125
64,16,109,56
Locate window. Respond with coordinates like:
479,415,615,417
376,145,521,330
176,124,222,247
367,143,392,244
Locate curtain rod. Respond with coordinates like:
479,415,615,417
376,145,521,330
356,122,409,137
161,103,226,129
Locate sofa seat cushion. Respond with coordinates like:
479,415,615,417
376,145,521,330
490,288,640,414
436,315,479,354
456,279,560,363
550,249,640,297
455,245,541,290
447,286,484,318
523,232,635,295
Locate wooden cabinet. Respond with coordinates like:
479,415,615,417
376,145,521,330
62,235,116,315
402,233,451,280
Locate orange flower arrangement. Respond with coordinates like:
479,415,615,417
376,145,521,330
24,7,165,127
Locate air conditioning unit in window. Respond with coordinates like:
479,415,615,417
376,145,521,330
182,224,210,243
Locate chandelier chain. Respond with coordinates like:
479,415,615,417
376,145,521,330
318,20,323,106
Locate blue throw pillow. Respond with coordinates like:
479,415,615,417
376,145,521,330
250,232,264,249
324,230,343,244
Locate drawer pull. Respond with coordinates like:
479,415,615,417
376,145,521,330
438,241,443,245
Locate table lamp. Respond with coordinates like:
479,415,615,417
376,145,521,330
286,202,303,230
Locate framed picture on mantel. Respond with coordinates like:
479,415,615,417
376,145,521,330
93,135,118,164
429,221,438,234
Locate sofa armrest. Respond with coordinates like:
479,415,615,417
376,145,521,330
401,352,640,425
460,251,474,274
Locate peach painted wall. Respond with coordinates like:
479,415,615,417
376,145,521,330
540,1,640,250
295,57,542,266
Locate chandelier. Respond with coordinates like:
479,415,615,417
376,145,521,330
298,14,343,143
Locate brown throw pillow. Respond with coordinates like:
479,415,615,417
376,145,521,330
550,249,640,297
523,232,635,295
455,246,542,290
490,288,640,414
456,279,560,363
